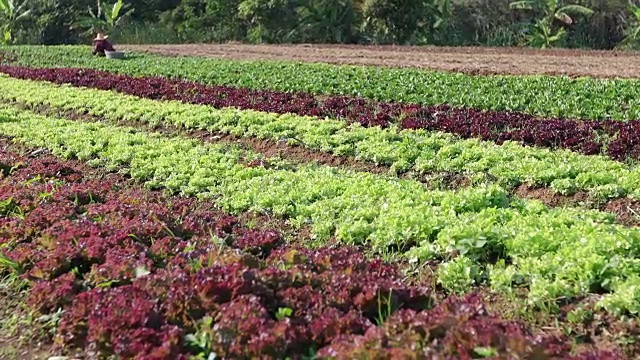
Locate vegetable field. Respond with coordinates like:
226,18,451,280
1,45,640,359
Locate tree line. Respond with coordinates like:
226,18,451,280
2,0,640,50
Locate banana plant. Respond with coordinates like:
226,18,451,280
525,19,567,48
433,0,452,30
293,0,358,43
616,1,640,50
510,0,593,48
75,0,135,35
0,0,31,44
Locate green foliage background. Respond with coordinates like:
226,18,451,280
0,0,638,49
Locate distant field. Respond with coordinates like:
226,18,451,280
1,45,639,359
122,43,640,79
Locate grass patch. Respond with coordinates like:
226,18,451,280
0,274,54,359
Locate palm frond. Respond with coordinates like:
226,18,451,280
111,0,123,20
629,3,640,21
509,1,535,10
0,0,9,13
14,8,29,21
557,4,594,17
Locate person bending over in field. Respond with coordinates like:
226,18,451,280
92,33,115,56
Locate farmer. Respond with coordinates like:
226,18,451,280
92,33,115,56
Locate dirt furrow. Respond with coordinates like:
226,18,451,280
121,43,640,79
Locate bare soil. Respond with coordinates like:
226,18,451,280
513,184,640,227
0,277,53,360
481,290,640,358
121,43,640,79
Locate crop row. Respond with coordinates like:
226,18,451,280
2,74,640,201
3,65,640,163
2,105,640,316
2,46,640,121
0,145,618,359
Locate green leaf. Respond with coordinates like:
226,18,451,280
13,8,29,21
111,0,123,21
2,29,10,44
631,4,640,20
0,252,20,272
101,1,112,23
0,0,9,13
557,4,594,17
276,307,293,320
135,266,151,278
474,346,498,357
509,1,535,10
184,334,198,344
96,280,115,288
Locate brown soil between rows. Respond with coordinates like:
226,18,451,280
481,290,640,358
513,184,640,227
121,43,640,79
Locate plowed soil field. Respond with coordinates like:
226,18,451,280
121,43,640,78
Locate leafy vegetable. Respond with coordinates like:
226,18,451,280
1,74,639,201
2,145,616,358
2,106,640,315
3,45,640,121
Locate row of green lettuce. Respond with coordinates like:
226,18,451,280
2,45,640,121
1,104,640,316
2,75,639,201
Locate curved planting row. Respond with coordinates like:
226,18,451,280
3,45,640,122
2,65,640,162
3,75,640,202
3,106,640,318
0,146,619,359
